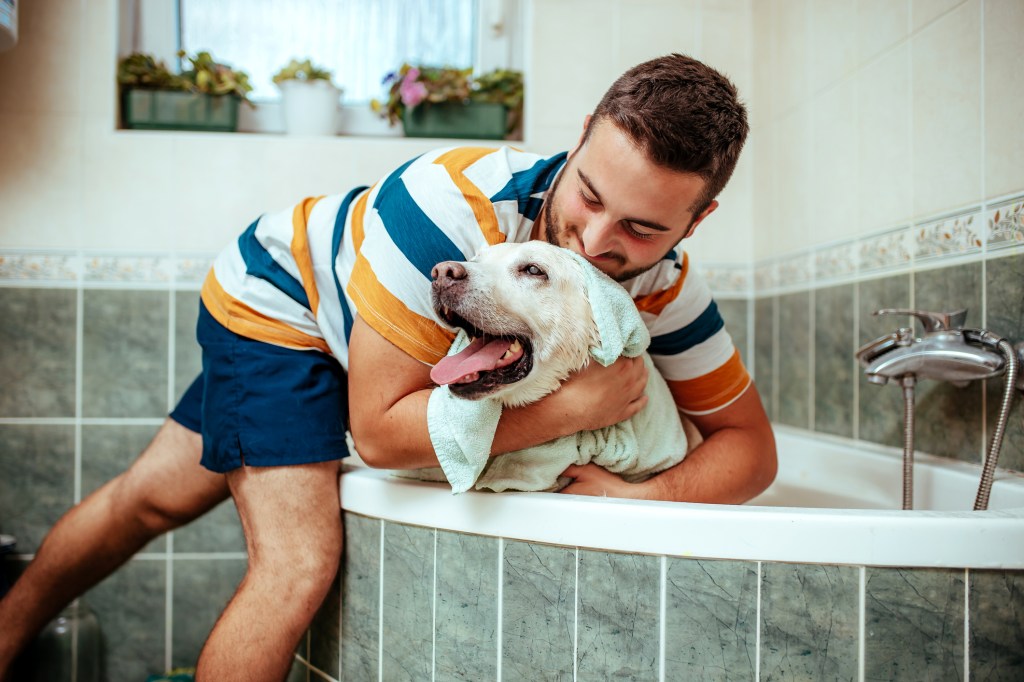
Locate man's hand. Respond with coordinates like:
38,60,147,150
545,356,649,432
558,463,640,498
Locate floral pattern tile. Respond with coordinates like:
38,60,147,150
913,207,984,263
986,195,1024,252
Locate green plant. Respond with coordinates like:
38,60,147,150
117,51,254,105
272,58,335,85
371,64,524,134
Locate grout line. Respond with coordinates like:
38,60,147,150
496,538,503,682
964,567,971,682
74,285,84,505
808,288,816,431
755,561,762,681
573,547,579,682
432,529,437,682
378,519,384,682
858,566,866,682
658,555,667,682
165,286,176,673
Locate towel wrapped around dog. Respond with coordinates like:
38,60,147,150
402,249,688,494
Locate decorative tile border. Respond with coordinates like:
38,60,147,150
0,252,82,283
912,207,984,264
696,263,752,297
0,251,215,287
986,195,1024,252
857,226,913,275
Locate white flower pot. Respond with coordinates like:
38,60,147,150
279,80,342,136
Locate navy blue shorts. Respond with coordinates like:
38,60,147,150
170,302,350,473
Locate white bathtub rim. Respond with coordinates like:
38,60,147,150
339,427,1024,569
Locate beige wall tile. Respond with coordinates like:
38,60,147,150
776,105,813,255
773,0,810,114
983,0,1024,199
858,0,910,64
686,149,754,263
912,0,982,216
528,0,618,131
811,80,860,244
616,0,699,75
810,0,860,92
858,44,912,231
751,0,778,127
0,113,84,248
912,0,967,31
751,122,777,261
700,0,754,103
0,0,83,116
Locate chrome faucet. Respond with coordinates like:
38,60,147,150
857,308,1022,511
856,309,1005,387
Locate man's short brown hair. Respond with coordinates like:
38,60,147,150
587,53,749,216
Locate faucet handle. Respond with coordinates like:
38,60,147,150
873,308,968,333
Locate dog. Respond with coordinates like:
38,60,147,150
403,240,689,493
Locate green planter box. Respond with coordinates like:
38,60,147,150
402,102,507,140
121,89,240,132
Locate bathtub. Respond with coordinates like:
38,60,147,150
317,426,1024,680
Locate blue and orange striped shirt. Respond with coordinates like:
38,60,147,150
200,146,749,415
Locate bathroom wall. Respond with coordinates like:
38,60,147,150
748,0,1024,471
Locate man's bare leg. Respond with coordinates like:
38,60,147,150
196,460,343,682
0,419,229,676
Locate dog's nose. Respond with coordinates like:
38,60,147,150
431,261,467,282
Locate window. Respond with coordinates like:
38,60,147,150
181,0,478,104
122,0,523,135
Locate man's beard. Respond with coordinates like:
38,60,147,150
540,171,659,283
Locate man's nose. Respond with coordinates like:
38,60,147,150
431,261,467,282
580,219,616,257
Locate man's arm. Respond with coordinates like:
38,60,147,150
559,383,777,503
347,316,650,469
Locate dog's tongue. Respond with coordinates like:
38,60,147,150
431,337,513,386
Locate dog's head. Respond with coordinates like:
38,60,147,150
430,241,600,407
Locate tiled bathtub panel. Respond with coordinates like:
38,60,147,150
913,263,985,462
754,297,776,420
0,287,77,418
81,424,166,553
814,284,855,438
864,567,965,681
984,252,1024,473
776,292,811,429
760,562,859,681
576,549,660,679
717,298,750,369
857,274,912,448
435,531,499,681
381,522,434,682
502,541,575,681
0,424,75,551
171,557,247,670
82,289,169,418
174,291,202,405
86,558,167,682
969,570,1024,680
663,558,757,681
341,513,380,681
310,567,341,679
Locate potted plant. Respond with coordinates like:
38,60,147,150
272,58,342,136
371,64,524,140
118,51,253,132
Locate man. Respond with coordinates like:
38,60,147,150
0,53,776,681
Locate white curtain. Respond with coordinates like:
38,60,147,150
180,0,478,103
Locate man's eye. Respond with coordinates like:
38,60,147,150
522,263,546,277
579,190,599,206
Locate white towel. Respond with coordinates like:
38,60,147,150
404,250,688,493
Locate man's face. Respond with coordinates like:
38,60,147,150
539,118,717,282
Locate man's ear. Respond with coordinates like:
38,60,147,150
569,115,593,157
683,200,719,239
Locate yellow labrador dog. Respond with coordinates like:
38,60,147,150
418,240,689,493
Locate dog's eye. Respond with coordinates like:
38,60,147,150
521,263,547,278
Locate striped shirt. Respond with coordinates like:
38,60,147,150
200,145,749,415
